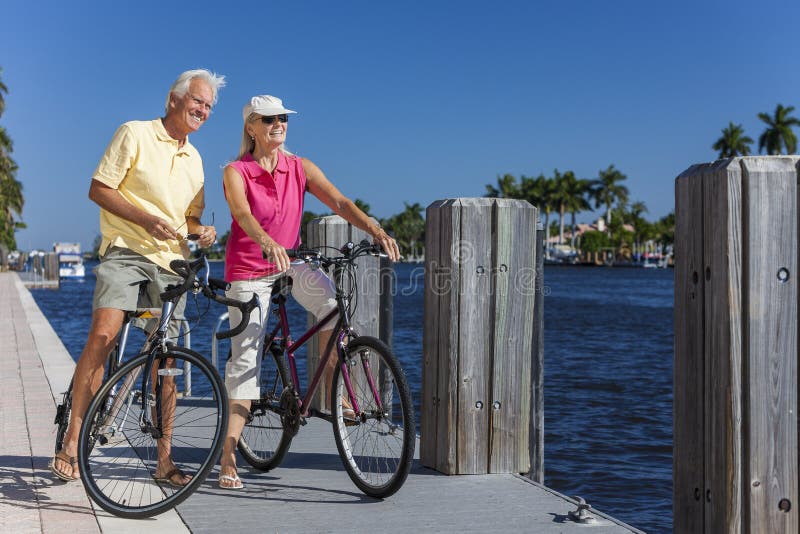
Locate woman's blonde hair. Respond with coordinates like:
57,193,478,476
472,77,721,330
236,113,293,160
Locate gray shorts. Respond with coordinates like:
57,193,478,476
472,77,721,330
93,247,187,337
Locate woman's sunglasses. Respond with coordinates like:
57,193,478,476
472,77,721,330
260,114,288,125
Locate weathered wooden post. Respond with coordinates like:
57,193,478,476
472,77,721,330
304,215,390,411
45,252,59,282
528,219,545,483
674,156,798,534
421,198,539,474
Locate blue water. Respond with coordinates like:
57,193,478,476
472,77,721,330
30,261,672,534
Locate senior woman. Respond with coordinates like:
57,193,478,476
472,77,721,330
219,95,399,489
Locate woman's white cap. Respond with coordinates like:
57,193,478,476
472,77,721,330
242,95,296,122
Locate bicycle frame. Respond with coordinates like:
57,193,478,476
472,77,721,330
265,263,385,419
94,299,177,440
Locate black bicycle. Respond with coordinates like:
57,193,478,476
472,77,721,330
75,256,258,518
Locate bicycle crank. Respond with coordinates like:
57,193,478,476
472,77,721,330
279,387,302,437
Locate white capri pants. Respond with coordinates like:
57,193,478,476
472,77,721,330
225,262,338,400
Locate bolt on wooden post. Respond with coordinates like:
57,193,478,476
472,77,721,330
421,198,540,474
674,156,799,534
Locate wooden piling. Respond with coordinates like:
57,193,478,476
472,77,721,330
421,198,539,475
528,220,545,483
674,156,799,534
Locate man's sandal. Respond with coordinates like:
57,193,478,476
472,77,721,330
152,468,192,488
51,451,79,482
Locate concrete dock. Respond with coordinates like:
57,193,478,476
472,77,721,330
0,271,644,533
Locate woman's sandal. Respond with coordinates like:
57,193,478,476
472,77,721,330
51,450,79,482
341,397,358,425
153,468,193,488
219,474,244,490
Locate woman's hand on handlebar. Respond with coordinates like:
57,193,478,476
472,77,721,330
372,228,400,262
260,238,290,272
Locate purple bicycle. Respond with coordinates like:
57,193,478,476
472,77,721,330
237,240,415,498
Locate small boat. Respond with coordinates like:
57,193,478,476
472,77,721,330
54,242,86,279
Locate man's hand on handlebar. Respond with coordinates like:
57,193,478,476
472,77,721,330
191,225,217,248
164,257,259,340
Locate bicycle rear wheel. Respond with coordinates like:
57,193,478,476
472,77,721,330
77,347,228,518
237,344,293,470
332,336,415,498
54,346,121,454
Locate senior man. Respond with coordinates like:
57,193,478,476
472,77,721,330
51,68,225,485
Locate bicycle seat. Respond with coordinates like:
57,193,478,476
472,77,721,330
271,277,293,300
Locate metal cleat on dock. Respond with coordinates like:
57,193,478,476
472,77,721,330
568,496,597,524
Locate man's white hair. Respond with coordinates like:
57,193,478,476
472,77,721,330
165,69,226,113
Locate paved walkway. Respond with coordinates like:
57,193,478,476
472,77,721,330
0,271,644,534
0,272,187,534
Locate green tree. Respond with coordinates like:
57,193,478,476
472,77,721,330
713,122,753,158
485,174,521,198
353,198,371,217
0,67,6,116
591,165,629,233
579,230,610,254
558,171,591,248
485,172,559,256
521,174,555,256
300,210,320,244
382,202,425,259
758,104,800,155
621,200,654,256
0,66,24,251
549,169,571,245
653,212,675,245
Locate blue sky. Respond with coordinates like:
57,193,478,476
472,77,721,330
2,0,799,251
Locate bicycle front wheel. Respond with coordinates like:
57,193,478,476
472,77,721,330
237,345,293,471
332,336,415,498
77,347,228,518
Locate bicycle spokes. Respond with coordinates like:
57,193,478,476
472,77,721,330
331,337,415,498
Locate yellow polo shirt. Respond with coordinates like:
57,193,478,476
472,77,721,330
93,119,205,272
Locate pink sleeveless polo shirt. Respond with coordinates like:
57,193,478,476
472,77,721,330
223,152,306,281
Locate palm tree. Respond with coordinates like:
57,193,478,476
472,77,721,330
0,158,24,249
485,174,521,198
382,202,425,259
757,104,800,154
549,170,574,245
562,174,592,248
0,66,24,251
591,165,629,233
0,67,7,117
712,122,753,158
625,200,650,258
520,174,555,257
353,198,372,217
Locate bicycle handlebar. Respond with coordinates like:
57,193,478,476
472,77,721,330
161,256,259,340
281,240,387,267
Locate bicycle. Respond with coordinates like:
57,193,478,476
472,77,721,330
74,256,258,518
54,279,176,455
237,240,415,498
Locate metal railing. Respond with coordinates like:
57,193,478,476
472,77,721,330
211,312,229,370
